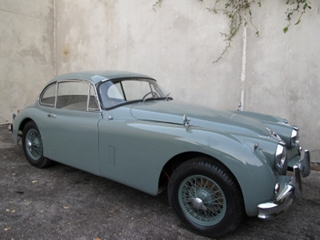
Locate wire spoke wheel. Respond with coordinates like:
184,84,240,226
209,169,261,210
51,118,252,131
178,175,226,226
25,129,43,160
168,158,244,238
22,121,51,168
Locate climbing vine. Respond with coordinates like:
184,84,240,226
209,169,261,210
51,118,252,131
152,0,163,11
206,0,261,62
284,0,312,33
153,0,312,62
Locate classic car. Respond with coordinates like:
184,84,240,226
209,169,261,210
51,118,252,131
11,70,310,238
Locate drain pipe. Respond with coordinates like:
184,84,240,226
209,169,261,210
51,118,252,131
239,13,247,111
53,0,57,77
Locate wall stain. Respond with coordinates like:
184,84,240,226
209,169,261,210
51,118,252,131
42,34,47,43
62,46,70,62
19,45,47,64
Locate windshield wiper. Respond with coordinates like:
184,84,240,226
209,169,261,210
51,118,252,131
165,93,172,101
142,93,173,103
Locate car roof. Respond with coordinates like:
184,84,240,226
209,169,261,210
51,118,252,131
49,70,155,85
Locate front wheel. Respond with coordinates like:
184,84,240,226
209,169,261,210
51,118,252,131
168,157,245,238
22,121,51,168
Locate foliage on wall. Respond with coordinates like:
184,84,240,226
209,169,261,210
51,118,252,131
153,0,312,62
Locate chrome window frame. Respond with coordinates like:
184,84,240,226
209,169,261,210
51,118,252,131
40,79,101,112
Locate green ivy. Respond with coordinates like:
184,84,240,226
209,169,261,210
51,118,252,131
284,0,312,33
207,0,261,62
153,0,163,12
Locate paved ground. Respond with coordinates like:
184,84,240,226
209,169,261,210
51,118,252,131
0,124,319,239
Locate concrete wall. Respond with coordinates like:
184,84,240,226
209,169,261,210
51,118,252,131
0,0,55,124
245,2,320,158
1,0,319,159
55,0,242,110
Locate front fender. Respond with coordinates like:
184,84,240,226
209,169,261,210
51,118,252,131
166,127,277,217
104,120,276,216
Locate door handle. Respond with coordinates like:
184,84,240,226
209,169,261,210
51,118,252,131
47,113,57,118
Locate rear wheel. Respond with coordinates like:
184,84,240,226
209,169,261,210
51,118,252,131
168,157,244,238
22,121,51,168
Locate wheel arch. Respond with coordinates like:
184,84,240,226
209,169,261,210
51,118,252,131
15,117,46,152
13,117,36,144
19,118,34,132
158,148,275,217
159,152,243,199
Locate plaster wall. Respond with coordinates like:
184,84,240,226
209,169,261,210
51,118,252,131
0,0,55,124
245,2,320,158
55,0,242,110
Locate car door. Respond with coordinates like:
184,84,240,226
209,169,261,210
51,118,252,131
39,80,102,175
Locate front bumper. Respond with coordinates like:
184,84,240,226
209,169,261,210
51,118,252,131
257,150,310,219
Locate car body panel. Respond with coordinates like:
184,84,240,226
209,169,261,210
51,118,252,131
234,110,301,168
98,105,278,216
130,101,271,136
12,104,102,175
40,106,102,175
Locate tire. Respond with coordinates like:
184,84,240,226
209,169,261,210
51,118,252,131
22,121,51,168
168,157,245,238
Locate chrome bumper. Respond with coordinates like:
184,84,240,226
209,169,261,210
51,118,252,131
257,150,310,219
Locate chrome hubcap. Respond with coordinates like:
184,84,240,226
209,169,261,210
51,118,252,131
27,139,32,148
188,197,207,211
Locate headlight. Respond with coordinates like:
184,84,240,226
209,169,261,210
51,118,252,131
275,142,287,175
290,127,299,148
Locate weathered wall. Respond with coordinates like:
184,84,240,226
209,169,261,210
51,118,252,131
0,0,55,124
245,2,320,158
55,0,242,110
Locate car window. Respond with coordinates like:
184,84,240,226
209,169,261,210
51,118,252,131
99,81,124,109
56,81,99,111
108,83,125,99
99,79,165,109
122,81,153,101
40,83,56,107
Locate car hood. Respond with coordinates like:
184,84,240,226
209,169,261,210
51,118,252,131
130,101,270,137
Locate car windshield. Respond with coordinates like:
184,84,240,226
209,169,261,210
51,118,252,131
99,79,168,109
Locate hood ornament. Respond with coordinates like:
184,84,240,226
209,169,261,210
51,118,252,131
183,114,190,127
266,127,281,141
237,101,242,111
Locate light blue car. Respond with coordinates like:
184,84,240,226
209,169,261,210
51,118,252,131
11,71,310,238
